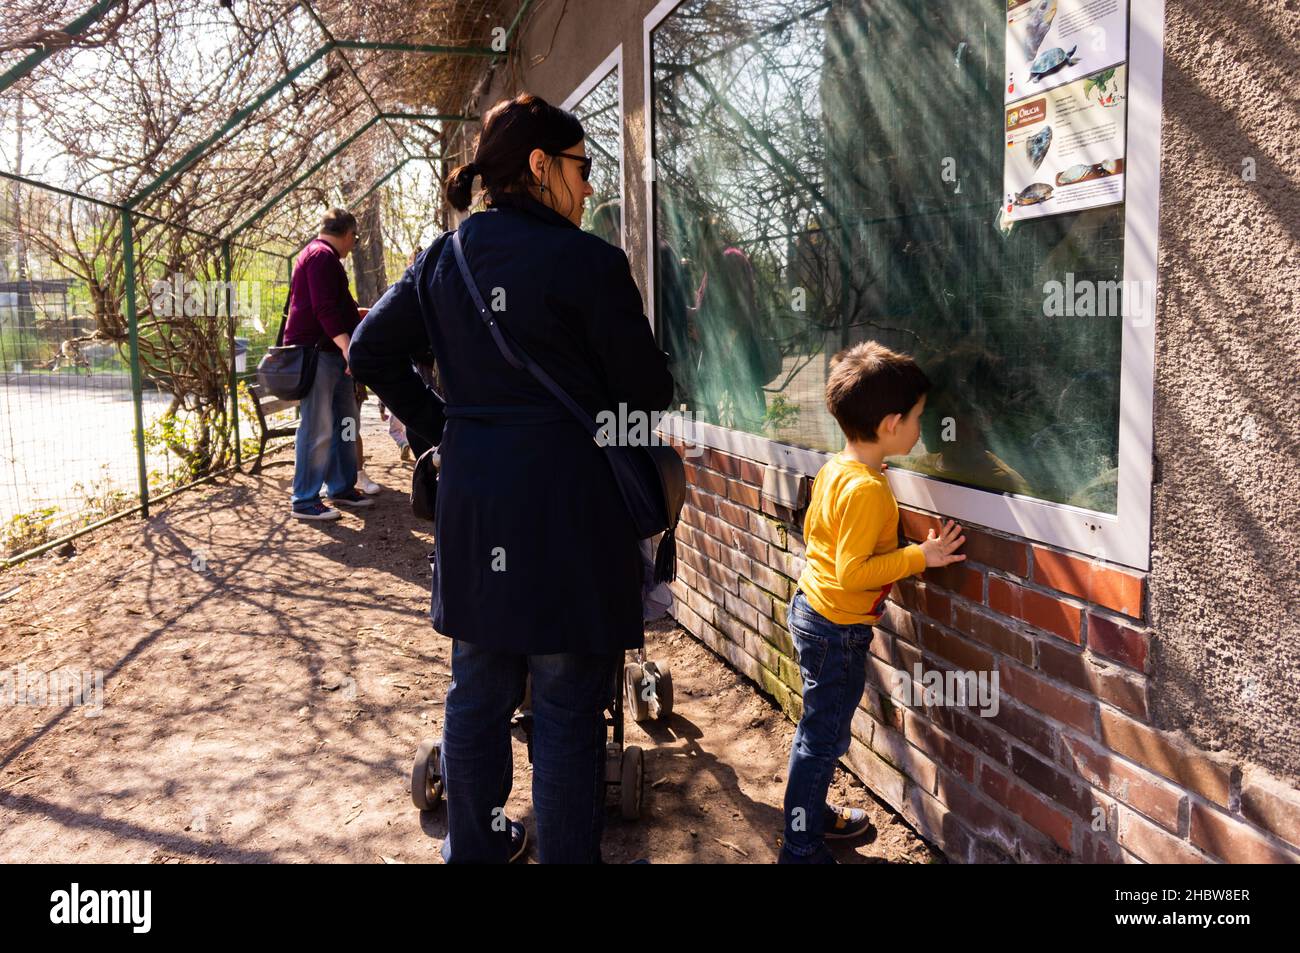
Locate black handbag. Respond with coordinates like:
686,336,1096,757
450,228,684,582
410,445,439,522
256,292,319,400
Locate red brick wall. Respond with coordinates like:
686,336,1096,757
665,439,1300,864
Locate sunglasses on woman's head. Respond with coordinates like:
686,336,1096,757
551,151,593,182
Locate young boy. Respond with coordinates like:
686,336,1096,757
779,341,966,864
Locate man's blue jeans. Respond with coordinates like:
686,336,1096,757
439,639,621,864
291,351,358,507
782,588,874,857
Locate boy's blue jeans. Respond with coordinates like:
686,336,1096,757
782,588,874,858
439,639,622,864
291,351,358,507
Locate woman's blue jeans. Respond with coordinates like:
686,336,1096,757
782,589,874,857
439,639,622,864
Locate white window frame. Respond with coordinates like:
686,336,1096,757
562,45,625,251
644,0,1166,571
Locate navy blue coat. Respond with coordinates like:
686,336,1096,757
349,193,674,655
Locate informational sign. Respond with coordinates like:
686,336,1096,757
1002,0,1129,221
1005,0,1129,102
1003,65,1127,221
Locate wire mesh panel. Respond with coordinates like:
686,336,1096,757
230,246,297,461
0,0,535,562
0,184,145,556
129,223,242,489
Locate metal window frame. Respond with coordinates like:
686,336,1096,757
561,45,625,250
643,0,1165,570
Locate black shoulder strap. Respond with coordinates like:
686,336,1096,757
450,228,600,439
275,285,291,348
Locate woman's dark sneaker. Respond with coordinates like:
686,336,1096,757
291,502,342,521
777,843,838,864
824,803,873,840
509,820,528,863
329,488,374,508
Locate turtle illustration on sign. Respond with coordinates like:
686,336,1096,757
1029,45,1079,83
1014,183,1055,206
1057,163,1095,186
1021,0,1058,61
1026,125,1053,170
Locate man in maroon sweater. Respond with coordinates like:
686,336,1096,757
287,208,373,520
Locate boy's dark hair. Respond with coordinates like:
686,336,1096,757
826,341,931,442
321,207,357,236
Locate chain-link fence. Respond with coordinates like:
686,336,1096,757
0,1,537,565
0,178,272,563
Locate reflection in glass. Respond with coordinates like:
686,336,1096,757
651,0,1125,513
569,67,623,247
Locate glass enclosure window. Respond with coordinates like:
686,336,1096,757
651,0,1127,514
570,67,623,247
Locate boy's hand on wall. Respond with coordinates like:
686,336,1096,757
921,519,966,568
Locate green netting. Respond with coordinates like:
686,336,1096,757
651,0,1125,513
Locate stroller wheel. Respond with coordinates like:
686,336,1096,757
624,662,651,722
620,745,645,820
648,662,673,719
411,738,444,811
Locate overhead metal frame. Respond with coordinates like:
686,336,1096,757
0,0,536,553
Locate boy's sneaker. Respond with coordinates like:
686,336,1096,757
291,502,342,521
400,444,412,462
824,803,873,840
329,488,374,508
357,470,381,495
509,820,528,863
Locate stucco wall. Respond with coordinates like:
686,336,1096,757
1148,0,1300,782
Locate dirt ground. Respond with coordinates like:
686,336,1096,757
0,406,941,864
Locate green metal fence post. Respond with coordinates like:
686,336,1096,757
120,209,150,518
224,240,240,469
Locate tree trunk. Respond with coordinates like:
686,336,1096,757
351,196,388,307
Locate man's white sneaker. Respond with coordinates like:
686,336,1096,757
357,470,381,495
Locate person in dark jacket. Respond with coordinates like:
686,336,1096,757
349,93,673,864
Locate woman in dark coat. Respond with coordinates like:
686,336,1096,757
349,93,673,864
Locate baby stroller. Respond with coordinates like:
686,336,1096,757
410,647,672,821
411,543,675,820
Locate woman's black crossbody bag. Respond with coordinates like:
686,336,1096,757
446,228,684,583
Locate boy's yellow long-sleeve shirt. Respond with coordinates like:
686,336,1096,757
797,453,928,625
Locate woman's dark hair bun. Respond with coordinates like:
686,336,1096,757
443,92,584,213
445,161,479,212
